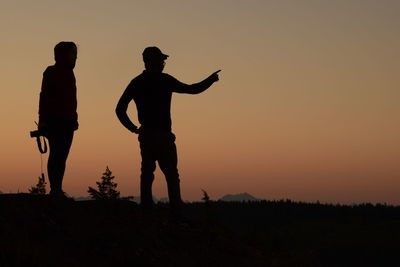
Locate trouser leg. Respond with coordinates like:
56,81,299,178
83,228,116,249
47,131,74,192
140,165,156,207
139,137,156,208
158,133,182,209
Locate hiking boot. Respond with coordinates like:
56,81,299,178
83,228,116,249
49,190,72,200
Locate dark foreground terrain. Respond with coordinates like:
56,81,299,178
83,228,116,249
0,194,399,267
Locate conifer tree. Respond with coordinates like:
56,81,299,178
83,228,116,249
201,189,210,202
88,166,121,200
29,175,46,195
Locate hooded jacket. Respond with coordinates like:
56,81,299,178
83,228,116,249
39,64,78,131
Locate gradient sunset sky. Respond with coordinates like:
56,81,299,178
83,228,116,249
1,0,399,204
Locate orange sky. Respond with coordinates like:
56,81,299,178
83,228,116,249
1,1,399,204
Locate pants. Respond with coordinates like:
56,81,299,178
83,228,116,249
138,130,182,209
47,130,74,192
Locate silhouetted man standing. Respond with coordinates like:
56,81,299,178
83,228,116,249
116,46,220,211
38,42,78,197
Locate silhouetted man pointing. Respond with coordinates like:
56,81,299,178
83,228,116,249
116,46,220,211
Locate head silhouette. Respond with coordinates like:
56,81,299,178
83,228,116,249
54,42,77,69
142,46,169,73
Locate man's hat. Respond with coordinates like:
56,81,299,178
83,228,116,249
142,46,169,61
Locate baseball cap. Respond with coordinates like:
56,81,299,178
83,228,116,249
142,46,169,61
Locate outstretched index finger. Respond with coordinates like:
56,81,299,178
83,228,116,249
214,70,222,74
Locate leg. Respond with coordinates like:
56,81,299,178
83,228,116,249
139,134,157,209
47,131,74,193
158,133,183,210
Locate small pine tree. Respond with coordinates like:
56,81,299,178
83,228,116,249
29,174,46,195
88,166,121,200
201,189,210,202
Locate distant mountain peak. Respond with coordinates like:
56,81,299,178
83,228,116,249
219,192,260,202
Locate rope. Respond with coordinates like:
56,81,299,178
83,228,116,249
33,122,48,184
40,152,44,177
36,136,48,154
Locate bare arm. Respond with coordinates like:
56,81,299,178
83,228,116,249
115,87,139,134
174,70,221,94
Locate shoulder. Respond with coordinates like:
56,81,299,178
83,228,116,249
42,66,58,84
128,73,145,87
43,65,56,76
162,73,180,84
124,73,145,95
162,73,175,80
